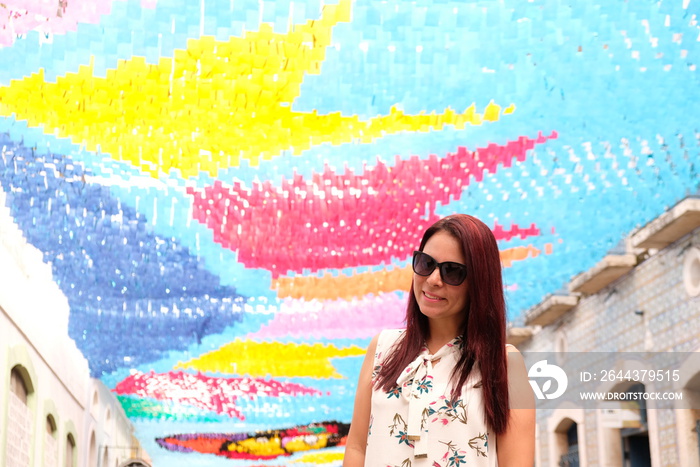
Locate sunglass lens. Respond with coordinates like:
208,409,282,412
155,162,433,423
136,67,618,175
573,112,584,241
441,262,467,286
413,251,435,276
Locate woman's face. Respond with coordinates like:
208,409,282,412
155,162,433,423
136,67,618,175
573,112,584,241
413,230,469,328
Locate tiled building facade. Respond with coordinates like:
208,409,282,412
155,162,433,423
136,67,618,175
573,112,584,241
512,197,700,467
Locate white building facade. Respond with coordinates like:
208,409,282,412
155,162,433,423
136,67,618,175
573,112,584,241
0,189,150,467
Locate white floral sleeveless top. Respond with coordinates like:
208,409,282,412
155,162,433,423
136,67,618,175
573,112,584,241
365,329,497,467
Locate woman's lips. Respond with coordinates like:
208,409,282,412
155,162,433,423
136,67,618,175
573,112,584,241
423,291,444,302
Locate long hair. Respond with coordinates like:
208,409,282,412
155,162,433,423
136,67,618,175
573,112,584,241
374,214,509,434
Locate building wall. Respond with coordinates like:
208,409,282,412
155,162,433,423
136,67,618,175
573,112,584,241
0,189,149,467
519,218,700,467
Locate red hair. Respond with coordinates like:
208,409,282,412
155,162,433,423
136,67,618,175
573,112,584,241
374,214,509,434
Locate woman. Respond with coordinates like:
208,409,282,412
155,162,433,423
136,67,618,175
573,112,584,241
343,214,535,466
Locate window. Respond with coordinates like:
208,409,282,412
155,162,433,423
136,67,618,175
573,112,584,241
559,423,579,467
46,416,56,434
104,408,112,432
621,383,651,467
6,366,33,467
10,367,28,403
65,434,76,467
44,415,59,467
89,431,97,466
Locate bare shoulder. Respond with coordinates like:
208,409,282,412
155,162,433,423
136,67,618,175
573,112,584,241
505,344,535,410
505,345,526,371
505,343,522,354
360,333,381,371
364,333,380,356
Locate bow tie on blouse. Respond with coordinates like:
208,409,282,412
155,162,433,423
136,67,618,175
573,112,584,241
395,338,461,459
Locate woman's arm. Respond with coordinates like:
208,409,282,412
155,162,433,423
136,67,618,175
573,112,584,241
342,334,378,467
496,346,536,467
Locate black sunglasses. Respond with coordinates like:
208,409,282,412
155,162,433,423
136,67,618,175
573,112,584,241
412,251,468,286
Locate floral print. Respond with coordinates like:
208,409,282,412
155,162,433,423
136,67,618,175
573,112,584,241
468,433,488,458
415,375,433,394
396,430,413,447
388,414,407,436
387,385,403,399
428,396,468,425
365,329,495,466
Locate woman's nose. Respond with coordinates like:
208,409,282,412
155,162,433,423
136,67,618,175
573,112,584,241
426,267,443,286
